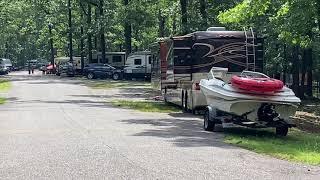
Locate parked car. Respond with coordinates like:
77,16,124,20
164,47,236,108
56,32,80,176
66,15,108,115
83,63,123,80
0,65,9,75
56,62,75,77
0,58,12,73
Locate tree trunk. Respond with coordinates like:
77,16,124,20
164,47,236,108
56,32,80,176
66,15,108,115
87,4,93,63
180,0,188,34
172,12,177,35
99,0,106,64
68,0,73,63
80,13,85,71
199,0,207,29
94,8,98,50
158,9,165,37
301,50,306,99
306,48,313,97
124,0,132,55
282,44,287,84
292,46,300,96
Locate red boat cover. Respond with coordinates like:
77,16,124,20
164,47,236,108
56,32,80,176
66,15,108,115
231,75,284,92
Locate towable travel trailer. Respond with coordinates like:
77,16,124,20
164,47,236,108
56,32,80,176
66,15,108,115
55,57,85,74
92,52,126,68
150,27,264,113
123,51,152,80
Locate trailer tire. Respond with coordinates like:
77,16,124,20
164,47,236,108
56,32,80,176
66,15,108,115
204,109,215,131
276,126,288,136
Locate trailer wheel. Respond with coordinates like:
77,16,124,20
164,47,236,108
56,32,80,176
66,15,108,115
204,109,215,131
276,126,288,136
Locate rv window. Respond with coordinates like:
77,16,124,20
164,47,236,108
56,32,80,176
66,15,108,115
134,59,142,65
112,56,122,63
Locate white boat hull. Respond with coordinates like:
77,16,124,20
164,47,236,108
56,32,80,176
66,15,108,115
200,78,301,122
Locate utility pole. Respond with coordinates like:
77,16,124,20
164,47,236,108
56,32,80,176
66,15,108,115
68,0,73,63
48,23,55,72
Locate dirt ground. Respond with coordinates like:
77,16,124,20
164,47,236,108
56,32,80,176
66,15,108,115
294,99,320,133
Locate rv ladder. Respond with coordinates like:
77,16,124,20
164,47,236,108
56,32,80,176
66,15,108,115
243,27,256,71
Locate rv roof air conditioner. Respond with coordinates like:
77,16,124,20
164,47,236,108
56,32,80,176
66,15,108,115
206,27,226,31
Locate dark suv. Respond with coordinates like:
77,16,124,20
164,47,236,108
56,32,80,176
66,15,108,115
83,63,123,80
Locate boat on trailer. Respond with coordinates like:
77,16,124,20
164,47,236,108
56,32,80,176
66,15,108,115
200,67,301,136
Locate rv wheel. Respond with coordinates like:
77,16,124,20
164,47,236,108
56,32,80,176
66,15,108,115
204,109,215,131
276,126,288,136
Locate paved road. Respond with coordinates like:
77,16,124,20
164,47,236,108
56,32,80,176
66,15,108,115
0,71,319,179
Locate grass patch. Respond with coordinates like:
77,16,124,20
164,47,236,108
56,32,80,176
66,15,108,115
111,100,180,113
86,80,151,89
224,128,320,165
0,97,5,104
0,79,10,92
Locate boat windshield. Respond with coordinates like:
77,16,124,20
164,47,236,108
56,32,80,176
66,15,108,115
241,71,270,78
209,67,228,80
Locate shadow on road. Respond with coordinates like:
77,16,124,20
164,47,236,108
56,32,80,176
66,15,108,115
121,118,234,148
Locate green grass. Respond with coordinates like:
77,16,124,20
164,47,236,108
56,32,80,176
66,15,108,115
224,128,320,165
0,97,5,104
0,79,10,104
86,80,151,89
111,100,181,113
0,79,10,92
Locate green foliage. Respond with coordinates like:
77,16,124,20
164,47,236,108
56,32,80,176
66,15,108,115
218,0,320,74
1,0,319,77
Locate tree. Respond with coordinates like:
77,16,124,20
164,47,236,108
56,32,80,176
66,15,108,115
218,0,320,97
124,0,132,55
180,0,188,34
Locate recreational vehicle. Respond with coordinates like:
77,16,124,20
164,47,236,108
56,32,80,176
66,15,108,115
55,57,86,75
123,51,152,80
150,28,263,113
92,52,126,68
